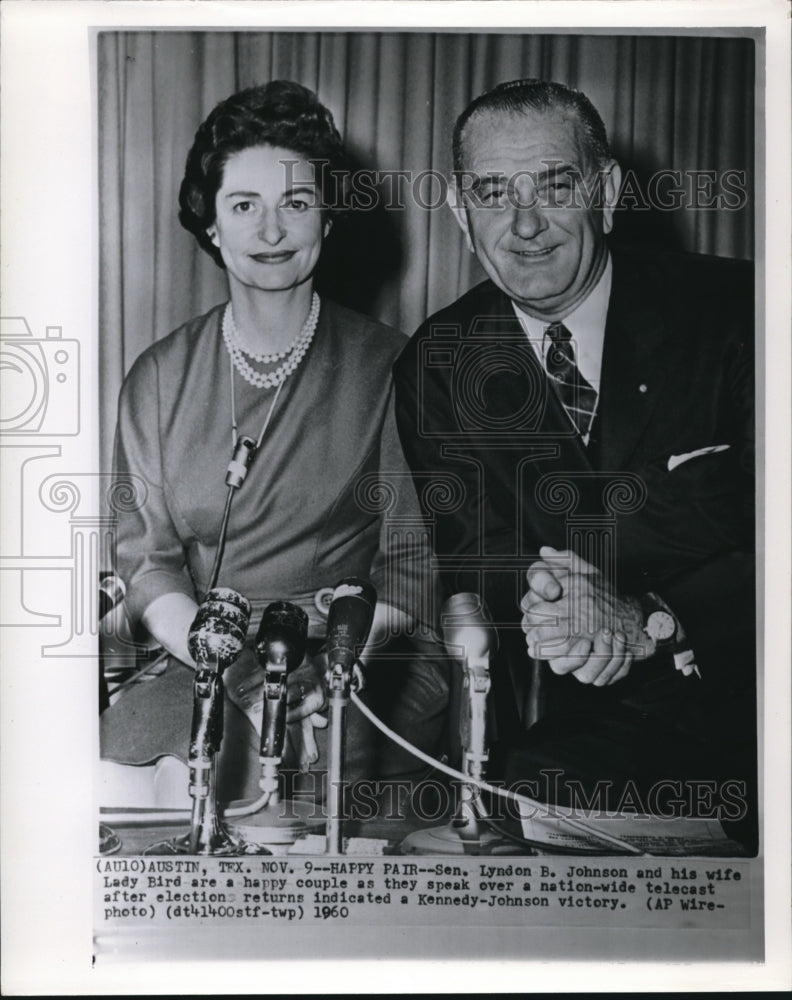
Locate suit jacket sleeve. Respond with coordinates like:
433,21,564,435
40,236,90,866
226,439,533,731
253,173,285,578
652,326,755,692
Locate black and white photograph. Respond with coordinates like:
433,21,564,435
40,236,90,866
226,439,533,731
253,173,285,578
1,1,790,994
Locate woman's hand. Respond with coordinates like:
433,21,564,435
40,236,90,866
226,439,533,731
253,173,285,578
223,646,272,738
224,648,328,771
224,646,266,715
285,657,328,772
139,592,200,667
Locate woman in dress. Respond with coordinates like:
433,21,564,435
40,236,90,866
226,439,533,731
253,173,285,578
100,81,447,805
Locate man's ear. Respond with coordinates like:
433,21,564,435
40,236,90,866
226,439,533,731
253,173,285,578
600,161,622,235
207,225,219,249
447,180,475,253
323,216,333,239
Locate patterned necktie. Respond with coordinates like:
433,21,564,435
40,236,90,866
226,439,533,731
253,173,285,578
544,322,598,440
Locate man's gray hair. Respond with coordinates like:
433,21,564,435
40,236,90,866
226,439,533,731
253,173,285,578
453,78,612,173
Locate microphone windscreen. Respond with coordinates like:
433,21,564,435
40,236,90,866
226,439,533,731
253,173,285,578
326,578,377,669
188,587,251,669
440,592,496,661
254,601,309,672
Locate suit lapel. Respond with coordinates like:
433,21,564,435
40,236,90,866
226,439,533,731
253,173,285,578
597,250,682,471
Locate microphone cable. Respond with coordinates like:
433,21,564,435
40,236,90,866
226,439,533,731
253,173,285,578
208,489,236,591
349,688,646,856
208,374,285,590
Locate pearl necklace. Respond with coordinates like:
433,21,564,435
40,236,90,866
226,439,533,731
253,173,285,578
221,293,320,389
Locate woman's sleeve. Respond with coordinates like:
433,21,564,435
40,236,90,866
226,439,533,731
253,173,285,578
367,387,443,635
113,349,196,629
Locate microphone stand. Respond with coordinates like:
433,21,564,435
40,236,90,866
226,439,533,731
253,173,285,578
227,603,323,847
325,656,353,856
322,579,377,856
145,589,271,856
400,594,530,856
183,653,235,854
145,650,270,856
451,649,493,847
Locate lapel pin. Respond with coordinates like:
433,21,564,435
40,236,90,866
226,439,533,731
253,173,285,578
639,383,648,393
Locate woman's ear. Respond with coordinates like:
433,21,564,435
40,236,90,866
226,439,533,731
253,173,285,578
207,225,219,248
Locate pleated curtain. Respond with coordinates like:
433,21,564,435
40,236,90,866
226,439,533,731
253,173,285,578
98,31,754,473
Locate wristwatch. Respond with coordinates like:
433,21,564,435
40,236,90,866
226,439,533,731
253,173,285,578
639,592,701,678
639,592,678,646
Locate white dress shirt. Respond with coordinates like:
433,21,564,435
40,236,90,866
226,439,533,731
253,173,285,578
512,254,613,396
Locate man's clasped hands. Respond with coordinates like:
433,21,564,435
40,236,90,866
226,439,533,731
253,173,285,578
520,546,656,686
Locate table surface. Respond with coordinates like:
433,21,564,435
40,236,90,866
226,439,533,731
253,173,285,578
98,788,540,857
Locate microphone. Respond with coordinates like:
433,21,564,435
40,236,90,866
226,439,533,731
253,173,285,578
325,578,377,674
225,435,257,489
206,437,258,591
324,578,376,855
188,587,252,672
185,588,251,847
99,573,126,621
146,587,267,857
441,593,495,784
399,595,526,855
255,602,309,796
440,592,497,664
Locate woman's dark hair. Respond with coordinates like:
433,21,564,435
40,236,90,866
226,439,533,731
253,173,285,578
179,80,348,267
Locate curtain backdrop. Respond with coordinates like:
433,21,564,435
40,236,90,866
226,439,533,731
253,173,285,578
98,31,754,473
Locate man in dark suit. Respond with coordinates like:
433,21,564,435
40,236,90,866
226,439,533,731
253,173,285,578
392,79,756,850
